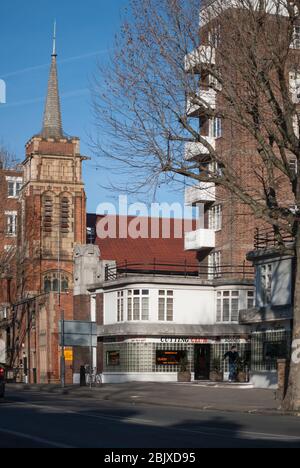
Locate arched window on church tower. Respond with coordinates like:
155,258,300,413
44,277,52,293
43,272,71,294
61,275,69,292
52,277,59,292
60,196,70,234
43,194,53,235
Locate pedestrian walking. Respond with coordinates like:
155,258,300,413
224,346,239,382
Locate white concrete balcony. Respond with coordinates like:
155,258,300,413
185,138,216,161
184,46,216,73
200,1,289,27
185,228,216,251
186,88,216,117
185,182,216,205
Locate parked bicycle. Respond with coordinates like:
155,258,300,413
85,366,102,387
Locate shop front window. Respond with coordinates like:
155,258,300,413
251,330,290,372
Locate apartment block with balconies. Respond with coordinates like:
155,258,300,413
183,0,298,280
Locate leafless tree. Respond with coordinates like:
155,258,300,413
93,0,300,410
0,246,15,278
0,143,18,170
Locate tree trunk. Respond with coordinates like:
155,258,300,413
283,229,300,411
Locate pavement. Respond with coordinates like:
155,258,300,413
1,386,300,448
6,381,287,415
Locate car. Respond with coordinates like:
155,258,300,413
0,365,5,398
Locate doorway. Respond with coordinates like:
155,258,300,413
194,345,211,380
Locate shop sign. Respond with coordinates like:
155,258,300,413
220,337,249,344
156,350,186,366
64,348,73,362
160,338,213,344
111,337,249,345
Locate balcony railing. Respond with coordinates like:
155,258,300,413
185,46,215,73
185,139,215,161
185,182,216,205
105,260,254,282
184,228,216,251
186,88,216,117
254,228,294,250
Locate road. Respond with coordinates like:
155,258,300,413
0,387,300,448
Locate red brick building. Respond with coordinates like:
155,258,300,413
0,166,23,364
1,39,87,383
0,166,22,304
184,1,295,277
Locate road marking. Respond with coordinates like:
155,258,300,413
175,426,300,442
4,398,300,444
0,428,74,448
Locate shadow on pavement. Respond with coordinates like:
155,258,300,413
0,392,300,448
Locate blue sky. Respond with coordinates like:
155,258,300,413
0,0,185,214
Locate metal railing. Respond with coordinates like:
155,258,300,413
105,260,254,282
254,228,294,250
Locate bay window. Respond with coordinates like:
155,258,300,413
127,289,150,321
217,291,240,323
158,291,174,322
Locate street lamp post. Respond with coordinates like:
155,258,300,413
60,310,65,389
57,220,66,389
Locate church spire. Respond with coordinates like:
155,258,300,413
41,22,63,139
52,20,57,56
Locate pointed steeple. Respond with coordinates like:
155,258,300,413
41,22,63,139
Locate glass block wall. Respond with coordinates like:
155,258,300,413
210,343,250,374
103,341,251,375
104,342,194,373
251,329,291,371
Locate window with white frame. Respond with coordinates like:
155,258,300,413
208,205,222,231
289,70,300,102
217,291,240,323
289,158,298,175
5,212,17,237
90,295,96,323
261,264,273,306
6,177,22,198
208,161,223,177
127,290,150,321
247,290,255,309
158,290,174,322
0,307,8,321
292,26,300,49
208,252,222,279
117,291,124,322
210,117,222,138
293,115,300,138
208,24,221,48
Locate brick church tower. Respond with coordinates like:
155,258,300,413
20,34,87,298
12,32,87,384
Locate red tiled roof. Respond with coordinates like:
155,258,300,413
88,214,200,273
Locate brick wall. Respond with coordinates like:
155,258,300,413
0,168,22,305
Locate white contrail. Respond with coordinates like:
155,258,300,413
1,49,111,79
0,88,90,109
